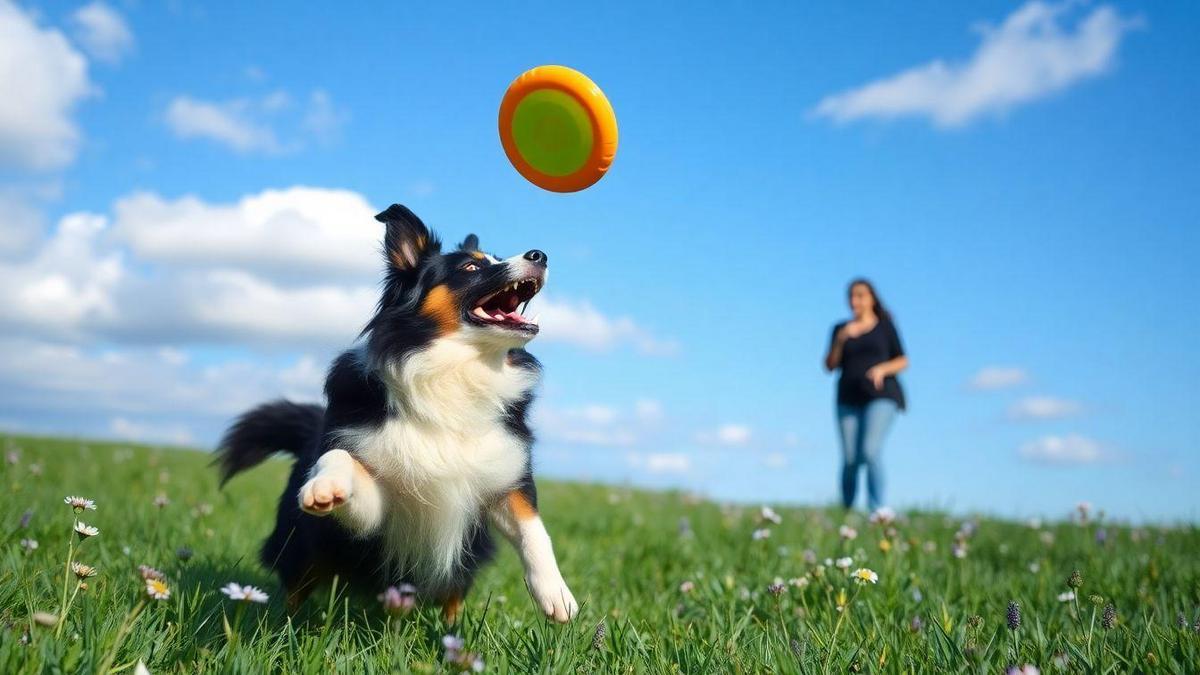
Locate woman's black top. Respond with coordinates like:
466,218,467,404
830,317,906,411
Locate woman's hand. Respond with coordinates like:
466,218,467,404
866,365,886,390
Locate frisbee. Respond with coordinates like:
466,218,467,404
498,65,618,193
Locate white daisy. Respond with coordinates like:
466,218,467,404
869,506,896,526
20,538,38,552
751,528,771,540
851,568,879,585
835,556,854,570
74,522,99,539
71,561,97,579
64,496,97,512
146,578,171,600
219,582,269,603
838,525,858,540
759,506,782,525
1057,591,1076,602
443,634,465,662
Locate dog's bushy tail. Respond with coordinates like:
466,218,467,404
215,400,324,486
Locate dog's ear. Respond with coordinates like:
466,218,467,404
457,234,480,252
375,204,440,272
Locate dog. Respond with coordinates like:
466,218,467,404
215,203,578,623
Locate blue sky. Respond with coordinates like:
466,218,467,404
1,0,1197,522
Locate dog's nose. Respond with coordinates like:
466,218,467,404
523,249,548,265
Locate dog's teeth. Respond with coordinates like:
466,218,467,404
530,314,540,325
473,307,490,319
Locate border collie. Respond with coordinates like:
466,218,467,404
215,204,578,623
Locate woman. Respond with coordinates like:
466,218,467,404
824,279,908,511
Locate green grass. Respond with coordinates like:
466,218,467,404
1,433,1198,673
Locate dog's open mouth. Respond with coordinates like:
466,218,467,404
470,276,541,331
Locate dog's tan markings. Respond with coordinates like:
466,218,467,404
469,251,486,260
507,490,537,521
389,250,410,270
420,284,460,335
442,594,464,624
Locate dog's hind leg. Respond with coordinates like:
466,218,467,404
299,449,384,536
442,593,464,625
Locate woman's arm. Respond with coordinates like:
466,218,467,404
866,355,909,389
824,325,848,372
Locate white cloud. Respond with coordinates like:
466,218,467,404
164,89,347,154
534,403,635,447
69,1,134,65
0,189,665,352
627,452,691,474
1018,433,1107,465
579,404,618,425
634,398,664,423
0,0,93,170
110,187,380,281
110,417,192,446
278,355,325,399
164,96,284,153
530,296,678,355
0,212,123,339
0,337,325,425
812,1,1140,128
1008,395,1083,421
967,366,1030,391
0,191,378,347
157,346,188,366
534,398,672,448
697,424,752,446
763,451,788,469
301,89,348,143
0,190,46,258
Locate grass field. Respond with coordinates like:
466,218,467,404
1,433,1198,673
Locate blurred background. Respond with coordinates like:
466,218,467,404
1,1,1196,522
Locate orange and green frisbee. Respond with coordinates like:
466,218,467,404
499,65,618,193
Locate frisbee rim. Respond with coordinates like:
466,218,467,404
499,65,618,193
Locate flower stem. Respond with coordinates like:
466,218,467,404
55,520,76,638
775,596,792,649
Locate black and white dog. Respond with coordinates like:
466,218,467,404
216,204,577,623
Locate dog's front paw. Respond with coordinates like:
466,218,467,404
299,474,351,515
526,572,578,623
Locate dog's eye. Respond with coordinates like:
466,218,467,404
462,263,480,272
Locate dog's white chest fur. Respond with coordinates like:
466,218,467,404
339,336,537,588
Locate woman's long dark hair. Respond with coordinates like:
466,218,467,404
848,278,892,323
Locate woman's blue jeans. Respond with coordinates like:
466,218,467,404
836,399,898,510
